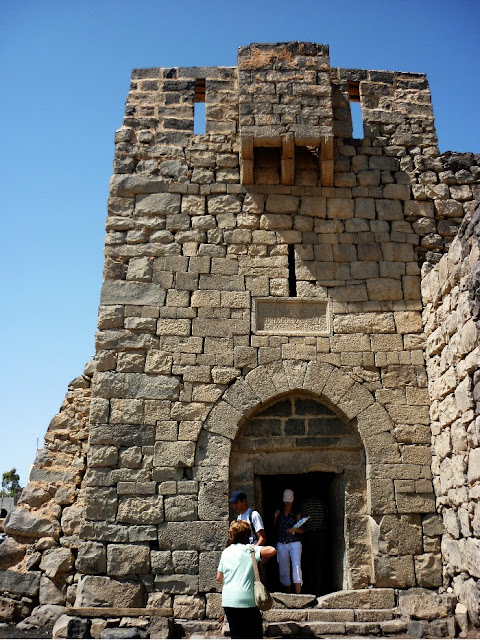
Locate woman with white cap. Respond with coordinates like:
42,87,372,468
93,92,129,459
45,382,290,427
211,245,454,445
273,489,304,594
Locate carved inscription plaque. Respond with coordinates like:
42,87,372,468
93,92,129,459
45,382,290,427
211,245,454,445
254,298,331,336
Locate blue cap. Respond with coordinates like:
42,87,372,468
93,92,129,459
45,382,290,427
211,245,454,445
229,490,247,503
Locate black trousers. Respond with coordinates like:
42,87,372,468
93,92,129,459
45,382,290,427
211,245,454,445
224,606,263,639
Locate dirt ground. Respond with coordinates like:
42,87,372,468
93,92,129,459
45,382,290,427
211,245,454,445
0,624,53,640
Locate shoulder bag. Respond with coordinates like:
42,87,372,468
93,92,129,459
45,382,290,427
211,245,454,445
249,545,273,611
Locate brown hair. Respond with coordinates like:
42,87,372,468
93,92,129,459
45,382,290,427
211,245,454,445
227,520,251,546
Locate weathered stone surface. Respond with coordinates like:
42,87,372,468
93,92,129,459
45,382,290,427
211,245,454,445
106,544,150,576
154,574,198,594
398,588,454,621
379,515,422,555
0,537,26,569
39,575,66,605
75,541,107,574
117,497,164,524
52,613,70,638
4,509,60,539
39,548,74,579
173,594,205,620
157,522,228,551
17,604,66,630
0,569,40,597
316,589,395,609
74,576,144,608
374,555,416,588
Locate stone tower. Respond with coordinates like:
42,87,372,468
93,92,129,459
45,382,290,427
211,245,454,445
1,42,479,638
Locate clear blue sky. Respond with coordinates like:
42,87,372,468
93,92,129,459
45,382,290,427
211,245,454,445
1,0,478,487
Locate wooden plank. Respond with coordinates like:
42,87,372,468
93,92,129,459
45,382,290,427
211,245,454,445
320,135,334,186
68,607,173,618
281,158,294,186
241,158,254,185
241,135,254,159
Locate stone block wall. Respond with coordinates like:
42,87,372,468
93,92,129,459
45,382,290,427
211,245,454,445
0,42,479,634
422,202,480,627
0,365,92,620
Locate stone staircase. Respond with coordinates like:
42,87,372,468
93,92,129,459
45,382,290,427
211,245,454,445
172,588,457,638
262,590,408,638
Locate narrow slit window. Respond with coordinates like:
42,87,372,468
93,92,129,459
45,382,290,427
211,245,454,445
288,245,297,297
194,78,206,135
348,81,363,139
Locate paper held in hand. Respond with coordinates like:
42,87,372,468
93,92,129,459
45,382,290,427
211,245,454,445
293,516,309,529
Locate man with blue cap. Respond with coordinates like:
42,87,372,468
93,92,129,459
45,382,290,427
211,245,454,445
229,490,266,546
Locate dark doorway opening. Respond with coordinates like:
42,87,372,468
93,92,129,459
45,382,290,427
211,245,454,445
256,472,345,596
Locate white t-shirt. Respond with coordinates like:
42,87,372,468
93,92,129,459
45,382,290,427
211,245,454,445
237,508,264,544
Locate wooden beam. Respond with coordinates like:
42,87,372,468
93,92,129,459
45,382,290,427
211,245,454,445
281,133,295,185
320,135,334,186
240,135,254,184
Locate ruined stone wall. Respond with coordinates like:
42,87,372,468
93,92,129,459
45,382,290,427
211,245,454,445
0,42,479,636
0,364,92,621
422,202,480,628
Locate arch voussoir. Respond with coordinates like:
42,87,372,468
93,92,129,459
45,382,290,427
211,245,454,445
244,365,277,402
337,383,375,420
283,359,309,389
222,378,261,414
303,361,335,396
203,400,242,440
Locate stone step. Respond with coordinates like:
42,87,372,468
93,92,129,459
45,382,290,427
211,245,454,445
264,618,409,637
265,606,397,623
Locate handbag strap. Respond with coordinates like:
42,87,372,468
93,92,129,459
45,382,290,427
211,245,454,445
249,545,261,581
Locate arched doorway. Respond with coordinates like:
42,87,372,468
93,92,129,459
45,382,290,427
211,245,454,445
195,360,402,593
229,392,365,595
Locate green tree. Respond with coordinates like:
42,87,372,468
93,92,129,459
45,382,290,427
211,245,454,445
1,468,20,496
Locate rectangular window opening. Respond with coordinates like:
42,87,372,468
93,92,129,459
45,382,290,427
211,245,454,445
194,79,206,135
348,81,363,139
288,244,297,297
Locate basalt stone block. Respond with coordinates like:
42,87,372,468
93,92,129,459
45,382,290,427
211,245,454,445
398,588,454,621
39,575,66,606
151,550,173,574
107,544,150,576
75,541,107,574
378,515,422,555
374,555,416,588
100,281,167,306
74,576,144,608
90,424,155,447
67,617,91,639
117,496,164,524
0,569,41,597
154,574,198,595
164,495,197,522
4,509,61,540
158,521,228,551
39,548,75,579
316,588,395,610
198,552,221,592
153,441,195,467
0,538,26,569
173,594,205,620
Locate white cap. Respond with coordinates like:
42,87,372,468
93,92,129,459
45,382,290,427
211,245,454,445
283,489,294,503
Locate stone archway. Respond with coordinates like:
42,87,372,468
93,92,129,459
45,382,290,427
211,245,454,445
194,359,401,589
